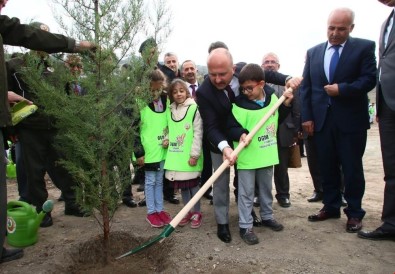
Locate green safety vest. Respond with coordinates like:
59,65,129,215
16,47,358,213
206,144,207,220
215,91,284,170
164,104,203,171
232,94,279,169
139,104,168,163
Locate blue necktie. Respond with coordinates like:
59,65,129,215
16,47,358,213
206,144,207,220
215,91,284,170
329,45,341,83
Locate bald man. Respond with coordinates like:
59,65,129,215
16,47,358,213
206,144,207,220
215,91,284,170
196,48,298,243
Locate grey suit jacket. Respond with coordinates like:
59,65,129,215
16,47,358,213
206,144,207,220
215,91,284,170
271,84,301,147
378,11,395,111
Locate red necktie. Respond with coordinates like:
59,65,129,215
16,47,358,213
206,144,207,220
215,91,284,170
225,85,235,103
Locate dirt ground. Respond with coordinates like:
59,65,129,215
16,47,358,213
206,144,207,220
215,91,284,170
1,122,394,274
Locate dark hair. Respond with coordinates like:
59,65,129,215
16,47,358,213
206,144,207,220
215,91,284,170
238,63,265,85
208,41,228,53
234,62,246,78
139,37,157,53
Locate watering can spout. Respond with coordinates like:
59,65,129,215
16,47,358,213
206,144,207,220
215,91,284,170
30,200,54,236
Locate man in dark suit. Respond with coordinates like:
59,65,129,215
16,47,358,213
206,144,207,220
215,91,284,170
196,48,300,243
300,8,377,233
358,0,395,241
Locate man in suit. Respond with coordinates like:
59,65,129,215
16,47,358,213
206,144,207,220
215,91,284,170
301,8,377,233
196,48,300,243
358,0,395,241
261,52,300,208
181,60,200,98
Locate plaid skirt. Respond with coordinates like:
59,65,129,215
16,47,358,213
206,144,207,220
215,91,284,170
171,177,200,190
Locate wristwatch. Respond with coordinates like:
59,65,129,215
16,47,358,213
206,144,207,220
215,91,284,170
73,41,81,52
285,75,293,85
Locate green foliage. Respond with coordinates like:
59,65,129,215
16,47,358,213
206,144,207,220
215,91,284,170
21,0,171,243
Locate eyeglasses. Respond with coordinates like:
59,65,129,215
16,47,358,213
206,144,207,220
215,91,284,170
263,60,278,65
241,83,260,93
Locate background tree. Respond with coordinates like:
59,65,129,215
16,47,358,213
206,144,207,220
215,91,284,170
22,0,171,262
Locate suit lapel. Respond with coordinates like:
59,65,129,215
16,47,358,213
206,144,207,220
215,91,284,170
216,89,231,111
383,11,395,55
318,43,329,83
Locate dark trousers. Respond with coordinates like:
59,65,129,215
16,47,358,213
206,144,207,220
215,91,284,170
273,145,290,199
305,135,345,194
18,128,77,211
314,110,366,219
15,141,29,202
200,136,213,196
378,89,395,229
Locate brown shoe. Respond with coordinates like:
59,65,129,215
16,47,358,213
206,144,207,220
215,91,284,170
308,210,340,222
346,218,362,233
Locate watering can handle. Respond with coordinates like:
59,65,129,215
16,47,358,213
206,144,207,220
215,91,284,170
7,200,32,210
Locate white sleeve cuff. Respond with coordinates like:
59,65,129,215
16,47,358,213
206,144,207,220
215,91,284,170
218,141,230,152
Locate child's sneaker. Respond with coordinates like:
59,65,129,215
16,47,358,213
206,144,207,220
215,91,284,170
157,211,172,225
239,228,259,245
190,212,202,229
179,212,193,227
146,213,164,228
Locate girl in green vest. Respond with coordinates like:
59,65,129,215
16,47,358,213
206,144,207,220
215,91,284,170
227,64,294,245
164,79,204,228
134,69,172,228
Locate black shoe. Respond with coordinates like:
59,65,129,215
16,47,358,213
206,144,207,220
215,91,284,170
253,196,260,207
40,212,53,228
252,210,262,227
277,197,291,208
57,193,64,202
122,198,138,208
358,227,395,241
138,198,146,207
65,206,90,217
0,247,24,264
261,219,284,231
217,224,232,243
137,185,145,192
203,191,213,200
165,196,180,204
307,191,323,202
239,228,259,245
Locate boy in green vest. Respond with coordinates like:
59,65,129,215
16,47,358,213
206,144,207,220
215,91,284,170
227,63,294,245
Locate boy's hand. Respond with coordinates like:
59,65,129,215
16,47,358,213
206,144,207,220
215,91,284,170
162,139,169,148
239,133,251,147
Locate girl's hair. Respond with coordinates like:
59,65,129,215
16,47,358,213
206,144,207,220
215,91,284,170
148,68,168,89
238,63,265,85
168,79,191,101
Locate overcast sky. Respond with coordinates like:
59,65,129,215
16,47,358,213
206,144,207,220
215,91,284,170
3,0,393,76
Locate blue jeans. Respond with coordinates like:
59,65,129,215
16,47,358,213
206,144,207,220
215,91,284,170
145,161,165,214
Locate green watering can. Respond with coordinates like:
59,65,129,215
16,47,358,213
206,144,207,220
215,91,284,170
6,200,54,247
6,162,16,179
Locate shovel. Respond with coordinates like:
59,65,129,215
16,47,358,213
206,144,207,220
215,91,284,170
116,89,291,259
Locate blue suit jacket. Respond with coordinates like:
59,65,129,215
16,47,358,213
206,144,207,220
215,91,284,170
300,37,377,133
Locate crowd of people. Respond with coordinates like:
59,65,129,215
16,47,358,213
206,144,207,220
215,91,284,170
2,0,395,265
